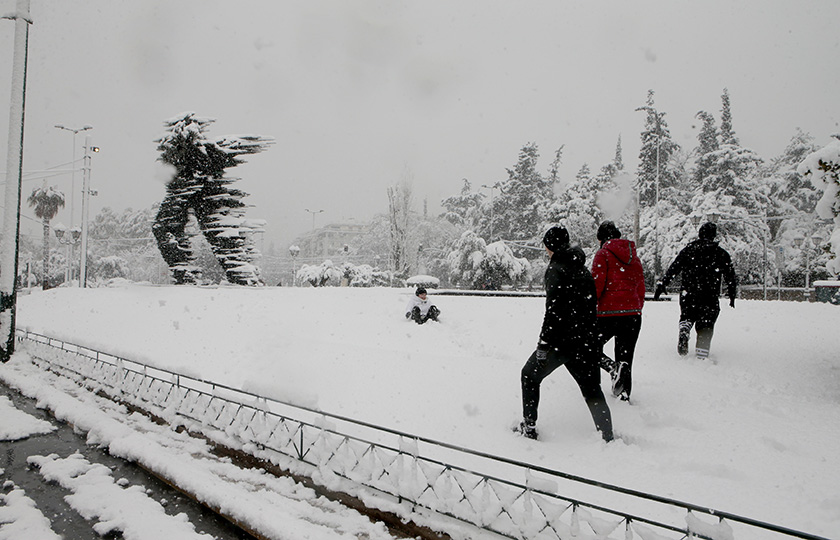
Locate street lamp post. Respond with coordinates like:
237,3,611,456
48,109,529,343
54,124,92,230
305,208,323,231
793,231,824,298
289,245,300,286
481,183,496,242
54,224,81,284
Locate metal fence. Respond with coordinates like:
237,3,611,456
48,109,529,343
15,330,830,540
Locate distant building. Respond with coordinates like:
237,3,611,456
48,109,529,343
294,222,368,260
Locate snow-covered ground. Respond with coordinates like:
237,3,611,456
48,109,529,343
4,284,840,539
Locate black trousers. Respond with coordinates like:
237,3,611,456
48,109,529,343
595,314,642,395
679,294,720,357
520,347,613,440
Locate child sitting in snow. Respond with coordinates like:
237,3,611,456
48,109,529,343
405,287,440,324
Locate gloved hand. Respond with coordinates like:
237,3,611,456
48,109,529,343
729,296,735,308
536,342,549,362
653,282,666,301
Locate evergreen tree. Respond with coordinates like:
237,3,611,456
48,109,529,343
551,164,602,256
153,113,272,285
635,90,681,277
636,90,681,208
613,135,624,171
720,88,739,146
766,130,821,215
547,145,565,183
441,178,483,227
692,110,719,188
491,143,555,249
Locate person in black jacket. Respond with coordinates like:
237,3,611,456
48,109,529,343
654,222,737,359
515,226,614,442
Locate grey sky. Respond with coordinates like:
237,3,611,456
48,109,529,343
2,0,839,249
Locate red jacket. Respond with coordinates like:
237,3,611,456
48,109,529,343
591,239,645,317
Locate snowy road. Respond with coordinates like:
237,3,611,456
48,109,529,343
0,363,403,540
0,382,253,540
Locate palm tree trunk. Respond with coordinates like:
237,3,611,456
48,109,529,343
42,218,49,290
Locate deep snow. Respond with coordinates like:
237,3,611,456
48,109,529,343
3,284,840,539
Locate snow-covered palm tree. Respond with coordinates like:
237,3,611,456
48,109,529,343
27,185,65,289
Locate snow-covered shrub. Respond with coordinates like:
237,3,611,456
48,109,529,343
446,231,530,289
798,135,840,276
406,275,440,289
297,260,343,287
93,255,130,282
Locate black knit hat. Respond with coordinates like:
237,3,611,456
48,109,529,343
542,226,570,252
415,287,427,296
597,221,622,243
699,222,717,240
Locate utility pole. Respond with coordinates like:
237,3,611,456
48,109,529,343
0,0,32,362
79,136,99,288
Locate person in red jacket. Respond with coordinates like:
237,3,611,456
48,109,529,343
591,221,645,401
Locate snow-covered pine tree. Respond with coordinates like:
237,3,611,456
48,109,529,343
766,130,821,218
613,136,624,172
491,143,555,251
635,91,681,278
685,91,769,284
551,163,602,256
441,178,483,227
720,88,739,146
153,113,272,286
636,90,681,208
757,130,832,284
692,110,719,189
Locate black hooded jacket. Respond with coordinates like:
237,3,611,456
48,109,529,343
539,245,597,349
661,238,737,303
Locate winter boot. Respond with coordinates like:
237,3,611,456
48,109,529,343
611,362,628,399
695,325,714,360
410,306,425,324
677,321,692,356
513,420,538,440
598,353,616,373
428,305,440,322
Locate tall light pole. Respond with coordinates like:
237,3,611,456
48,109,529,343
0,0,32,363
54,124,92,230
78,136,99,288
288,245,300,286
793,231,824,298
481,183,496,242
305,208,323,230
54,224,81,284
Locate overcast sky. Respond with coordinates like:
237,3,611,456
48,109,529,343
2,0,839,250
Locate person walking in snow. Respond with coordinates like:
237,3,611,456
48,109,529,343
515,226,614,442
654,222,737,360
591,221,645,401
405,287,440,324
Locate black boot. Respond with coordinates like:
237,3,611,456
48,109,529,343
410,306,425,324
677,321,692,356
513,420,538,440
